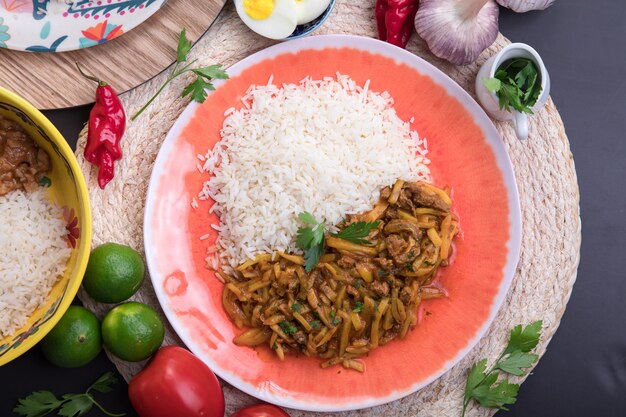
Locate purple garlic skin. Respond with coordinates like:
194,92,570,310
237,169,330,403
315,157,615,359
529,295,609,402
415,0,500,66
496,0,555,12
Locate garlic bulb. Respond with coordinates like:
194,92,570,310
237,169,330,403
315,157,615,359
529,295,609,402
415,0,499,66
496,0,555,12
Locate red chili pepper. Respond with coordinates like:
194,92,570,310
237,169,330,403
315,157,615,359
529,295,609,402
375,0,419,49
77,63,125,190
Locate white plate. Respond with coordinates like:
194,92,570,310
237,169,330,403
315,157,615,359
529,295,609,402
144,35,522,411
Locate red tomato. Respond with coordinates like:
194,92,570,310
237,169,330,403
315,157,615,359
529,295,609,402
231,404,291,417
128,346,225,417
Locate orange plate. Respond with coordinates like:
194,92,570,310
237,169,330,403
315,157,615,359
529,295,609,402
144,35,521,412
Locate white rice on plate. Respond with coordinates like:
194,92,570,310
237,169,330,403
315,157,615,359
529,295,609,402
0,189,71,338
199,74,430,268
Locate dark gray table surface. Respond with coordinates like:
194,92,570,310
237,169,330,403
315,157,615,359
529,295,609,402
2,1,625,415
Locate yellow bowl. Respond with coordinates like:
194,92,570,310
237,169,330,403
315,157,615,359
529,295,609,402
0,87,92,366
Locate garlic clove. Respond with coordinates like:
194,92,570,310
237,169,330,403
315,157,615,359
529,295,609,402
496,0,555,13
415,0,499,66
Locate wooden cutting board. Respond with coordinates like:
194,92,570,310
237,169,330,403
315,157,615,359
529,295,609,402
0,0,227,110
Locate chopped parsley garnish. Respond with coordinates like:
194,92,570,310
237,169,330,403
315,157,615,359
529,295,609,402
355,279,363,289
406,263,414,272
279,321,298,335
310,320,321,330
291,303,302,313
378,269,389,277
272,342,278,350
352,301,364,313
329,311,341,325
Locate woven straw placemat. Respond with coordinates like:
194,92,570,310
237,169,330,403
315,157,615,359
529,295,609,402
75,2,581,416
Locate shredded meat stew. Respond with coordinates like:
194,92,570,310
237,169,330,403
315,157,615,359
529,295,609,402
0,116,50,196
220,180,458,373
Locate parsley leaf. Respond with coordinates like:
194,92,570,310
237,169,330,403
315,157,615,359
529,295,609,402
291,303,302,313
13,373,125,417
310,320,321,330
331,221,380,245
504,320,542,355
176,28,192,63
483,58,542,114
496,351,539,376
464,359,488,400
132,29,229,120
182,77,216,103
471,379,519,410
352,301,364,313
483,77,501,92
298,211,318,225
303,237,324,273
279,320,298,335
461,321,543,417
192,64,230,80
88,371,118,394
58,395,93,417
296,212,326,272
296,223,324,251
13,391,61,417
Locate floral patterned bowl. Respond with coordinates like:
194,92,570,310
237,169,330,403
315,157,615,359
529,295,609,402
0,86,91,366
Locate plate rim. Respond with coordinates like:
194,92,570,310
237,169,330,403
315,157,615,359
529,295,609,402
144,34,522,412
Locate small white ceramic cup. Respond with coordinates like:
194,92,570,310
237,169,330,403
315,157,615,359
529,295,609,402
475,43,550,140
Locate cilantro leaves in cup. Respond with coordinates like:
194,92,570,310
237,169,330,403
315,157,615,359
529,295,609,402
483,58,542,114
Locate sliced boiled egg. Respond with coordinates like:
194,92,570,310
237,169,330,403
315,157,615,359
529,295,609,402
235,0,298,40
295,0,332,25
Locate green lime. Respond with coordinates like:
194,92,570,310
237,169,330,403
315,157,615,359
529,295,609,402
40,306,101,368
83,242,145,303
102,302,164,362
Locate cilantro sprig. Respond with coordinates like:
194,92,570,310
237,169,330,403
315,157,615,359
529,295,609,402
296,212,379,272
461,320,543,417
14,372,125,417
483,58,542,114
132,29,228,120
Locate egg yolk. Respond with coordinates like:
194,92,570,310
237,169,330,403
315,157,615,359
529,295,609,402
243,0,275,20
